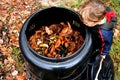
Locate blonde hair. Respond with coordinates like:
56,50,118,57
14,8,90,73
78,0,106,25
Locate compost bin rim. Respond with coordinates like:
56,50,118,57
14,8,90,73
23,6,87,61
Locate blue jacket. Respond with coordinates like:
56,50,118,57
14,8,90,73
97,7,117,55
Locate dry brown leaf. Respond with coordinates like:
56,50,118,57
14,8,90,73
7,57,14,64
16,72,27,80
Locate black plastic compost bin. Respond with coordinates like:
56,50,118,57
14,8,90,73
19,7,114,80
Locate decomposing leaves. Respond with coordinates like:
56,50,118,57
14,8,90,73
29,22,84,58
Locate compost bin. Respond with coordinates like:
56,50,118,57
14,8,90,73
19,7,93,80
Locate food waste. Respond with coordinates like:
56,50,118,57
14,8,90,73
29,22,84,58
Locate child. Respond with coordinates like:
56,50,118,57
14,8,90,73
78,0,117,79
78,0,117,59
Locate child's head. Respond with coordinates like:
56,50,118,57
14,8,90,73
78,0,106,27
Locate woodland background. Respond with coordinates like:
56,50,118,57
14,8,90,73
0,0,120,80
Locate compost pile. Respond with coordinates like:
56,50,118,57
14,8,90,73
29,22,84,58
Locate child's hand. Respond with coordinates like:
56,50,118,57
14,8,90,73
101,55,106,59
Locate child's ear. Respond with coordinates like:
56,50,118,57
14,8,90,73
74,8,79,12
